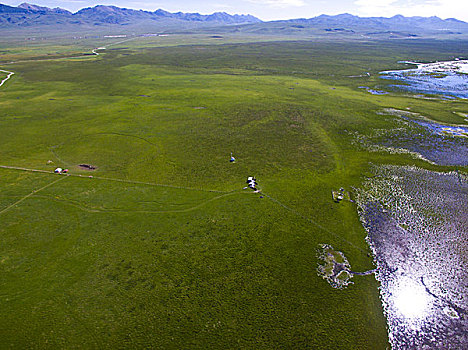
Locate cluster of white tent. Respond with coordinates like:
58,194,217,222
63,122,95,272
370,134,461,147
245,176,259,192
54,167,68,174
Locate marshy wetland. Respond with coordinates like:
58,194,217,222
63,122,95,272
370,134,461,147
0,36,467,348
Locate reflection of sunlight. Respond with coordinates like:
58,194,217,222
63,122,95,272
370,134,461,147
393,278,430,319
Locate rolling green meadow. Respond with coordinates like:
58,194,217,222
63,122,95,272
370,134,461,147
1,36,467,348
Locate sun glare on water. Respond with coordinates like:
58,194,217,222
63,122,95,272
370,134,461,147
393,278,431,319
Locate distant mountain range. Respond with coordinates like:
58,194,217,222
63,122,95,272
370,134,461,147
1,3,468,38
0,3,261,27
227,13,468,38
286,13,468,33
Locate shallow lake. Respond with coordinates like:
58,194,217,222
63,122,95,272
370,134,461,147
380,61,468,99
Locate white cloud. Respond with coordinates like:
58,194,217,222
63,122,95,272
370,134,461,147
247,0,306,8
211,3,234,9
355,0,396,7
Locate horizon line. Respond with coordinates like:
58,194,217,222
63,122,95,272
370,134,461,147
3,2,467,23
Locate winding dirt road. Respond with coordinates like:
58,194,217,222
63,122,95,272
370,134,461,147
0,69,14,88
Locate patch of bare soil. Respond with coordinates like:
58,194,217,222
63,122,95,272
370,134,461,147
78,164,97,171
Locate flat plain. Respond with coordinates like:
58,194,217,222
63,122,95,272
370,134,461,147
0,35,467,348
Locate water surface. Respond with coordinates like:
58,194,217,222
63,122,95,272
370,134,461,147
356,166,468,349
380,60,468,99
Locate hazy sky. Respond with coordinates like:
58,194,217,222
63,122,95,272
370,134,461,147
4,0,468,22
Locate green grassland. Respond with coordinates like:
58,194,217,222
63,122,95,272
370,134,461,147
1,37,467,348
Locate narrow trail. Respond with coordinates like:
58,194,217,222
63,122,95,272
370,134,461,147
83,175,228,193
262,192,369,255
49,146,73,167
36,190,249,214
0,165,229,193
0,69,14,88
0,176,66,215
47,132,160,167
0,165,51,175
93,132,160,148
